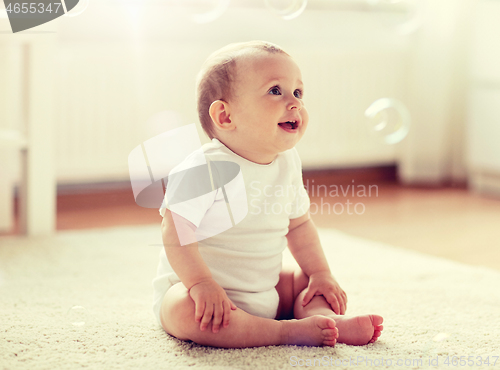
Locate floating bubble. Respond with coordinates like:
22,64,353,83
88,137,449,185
264,0,307,20
433,333,450,342
64,0,89,18
423,332,452,358
364,98,410,145
366,0,424,35
66,306,88,327
181,0,231,24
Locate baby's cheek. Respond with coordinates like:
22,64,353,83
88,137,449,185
301,108,309,126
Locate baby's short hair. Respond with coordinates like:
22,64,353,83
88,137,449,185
196,40,290,139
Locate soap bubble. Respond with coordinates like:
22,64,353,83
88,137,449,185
433,333,450,342
364,98,410,145
366,0,424,35
423,332,451,358
64,0,89,17
264,0,307,20
432,332,451,355
66,306,88,327
182,0,231,24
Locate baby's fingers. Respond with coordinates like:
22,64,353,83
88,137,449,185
325,294,341,315
200,304,214,331
302,288,317,307
339,292,347,314
211,303,223,333
332,290,347,315
337,298,346,315
194,300,206,323
222,300,233,328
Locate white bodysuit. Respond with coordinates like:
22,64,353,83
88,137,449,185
152,138,310,325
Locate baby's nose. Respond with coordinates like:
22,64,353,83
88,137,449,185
287,100,301,110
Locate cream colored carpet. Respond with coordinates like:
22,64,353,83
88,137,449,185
1,225,499,369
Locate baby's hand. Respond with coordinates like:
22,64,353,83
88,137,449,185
302,271,347,315
188,279,237,333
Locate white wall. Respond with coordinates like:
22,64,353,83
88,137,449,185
50,2,411,184
2,0,477,187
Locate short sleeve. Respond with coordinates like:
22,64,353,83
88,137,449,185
288,148,310,219
160,191,217,228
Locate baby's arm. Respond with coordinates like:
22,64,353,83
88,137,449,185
286,211,347,315
161,209,237,333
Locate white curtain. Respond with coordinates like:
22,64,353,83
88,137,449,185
399,0,477,185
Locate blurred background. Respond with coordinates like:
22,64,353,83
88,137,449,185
1,0,499,269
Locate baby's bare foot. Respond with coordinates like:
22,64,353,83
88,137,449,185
330,314,383,345
281,315,338,347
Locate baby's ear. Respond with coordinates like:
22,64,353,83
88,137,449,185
209,100,234,131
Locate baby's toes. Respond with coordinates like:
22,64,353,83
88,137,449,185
369,332,382,343
322,326,338,340
323,338,337,347
321,328,339,338
371,315,383,327
323,328,338,340
316,316,336,330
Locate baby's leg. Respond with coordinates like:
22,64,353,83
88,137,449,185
276,266,384,346
159,282,337,348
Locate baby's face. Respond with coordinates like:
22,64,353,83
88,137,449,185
224,52,308,164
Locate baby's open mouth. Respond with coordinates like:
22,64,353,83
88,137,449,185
278,121,298,130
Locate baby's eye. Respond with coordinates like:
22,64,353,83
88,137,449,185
269,86,281,95
294,89,303,99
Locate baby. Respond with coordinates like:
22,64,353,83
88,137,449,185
152,40,383,348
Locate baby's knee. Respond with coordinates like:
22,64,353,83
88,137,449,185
160,284,195,340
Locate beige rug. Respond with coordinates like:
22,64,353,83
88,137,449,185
1,225,499,369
